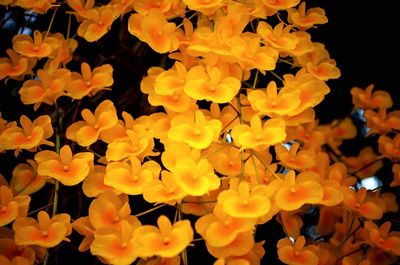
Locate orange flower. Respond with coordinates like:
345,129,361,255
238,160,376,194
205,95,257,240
66,100,119,146
133,215,193,258
19,68,71,110
10,159,46,195
195,204,256,248
143,170,187,205
278,212,303,239
128,9,179,53
91,220,140,264
364,109,400,135
12,30,54,58
231,115,286,150
67,62,113,99
184,65,241,103
342,147,383,179
72,216,95,252
247,81,301,117
275,142,316,170
66,0,95,21
280,70,330,116
77,6,116,42
12,0,56,14
277,236,319,265
391,164,400,187
262,0,300,10
206,144,242,177
257,22,299,52
0,49,35,81
0,115,53,155
106,127,156,162
351,84,393,110
36,145,94,186
82,165,121,197
218,182,272,219
206,231,255,258
88,191,140,230
171,157,220,196
274,170,323,211
342,187,383,220
378,134,400,161
0,237,36,265
0,185,30,227
13,211,71,248
287,2,328,30
363,221,400,256
183,0,223,15
168,110,222,149
104,157,160,195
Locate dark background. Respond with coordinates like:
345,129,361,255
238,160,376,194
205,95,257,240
1,1,399,264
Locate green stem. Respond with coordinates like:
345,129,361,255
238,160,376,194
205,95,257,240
134,204,166,217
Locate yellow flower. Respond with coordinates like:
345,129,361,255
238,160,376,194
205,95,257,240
133,215,193,258
168,110,222,149
231,115,286,150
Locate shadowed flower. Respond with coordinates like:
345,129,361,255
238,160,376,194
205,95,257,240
275,142,316,170
0,185,30,227
342,187,383,220
11,159,46,195
0,49,36,81
77,6,116,42
72,216,95,252
277,236,319,265
13,211,71,248
351,84,393,110
36,145,94,186
287,2,328,30
82,165,121,197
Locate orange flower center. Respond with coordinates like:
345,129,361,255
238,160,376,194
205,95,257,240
271,101,277,107
63,165,69,171
113,216,120,222
355,203,361,209
41,230,48,237
26,135,32,140
228,161,234,167
121,241,128,248
0,206,7,212
194,129,202,136
34,46,39,51
379,238,385,244
131,175,139,182
86,81,92,86
294,250,300,256
290,187,296,193
163,236,170,245
256,134,263,140
98,21,104,26
93,124,100,129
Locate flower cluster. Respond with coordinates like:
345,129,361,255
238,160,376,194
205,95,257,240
0,0,399,265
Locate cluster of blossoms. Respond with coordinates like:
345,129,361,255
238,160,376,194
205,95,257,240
0,0,399,265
